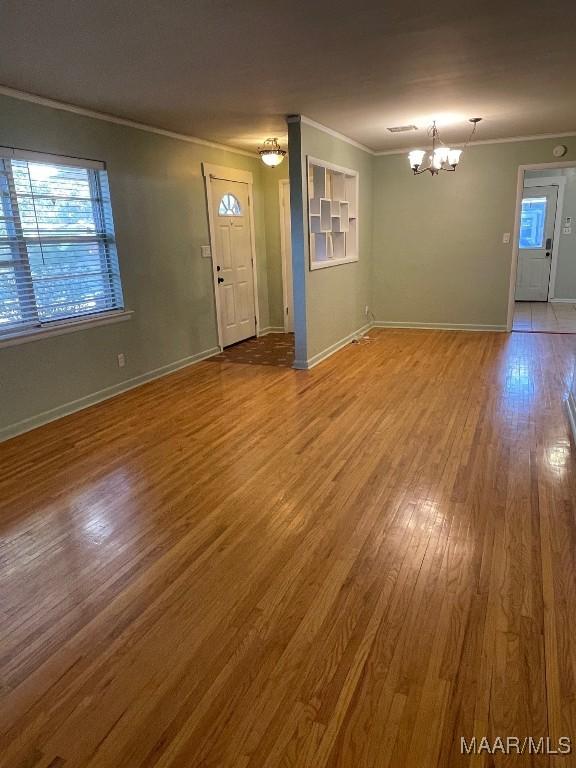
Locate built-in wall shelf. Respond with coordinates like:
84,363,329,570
307,157,359,270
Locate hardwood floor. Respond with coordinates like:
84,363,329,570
2,329,576,767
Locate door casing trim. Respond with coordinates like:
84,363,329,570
507,161,576,331
203,163,260,348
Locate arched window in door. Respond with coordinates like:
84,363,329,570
218,193,242,216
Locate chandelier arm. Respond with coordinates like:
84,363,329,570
462,119,480,150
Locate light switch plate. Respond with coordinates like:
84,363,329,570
201,245,212,259
502,232,511,244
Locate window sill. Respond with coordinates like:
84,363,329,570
0,310,134,349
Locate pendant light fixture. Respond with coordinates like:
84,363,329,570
259,138,286,168
408,118,482,175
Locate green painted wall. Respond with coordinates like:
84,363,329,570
262,163,289,329
0,94,283,437
297,122,373,361
372,137,576,327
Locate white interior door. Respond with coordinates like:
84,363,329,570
515,185,558,301
211,179,256,346
280,180,294,333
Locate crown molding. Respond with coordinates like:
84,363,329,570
294,115,576,156
0,85,258,158
5,86,573,160
374,129,576,156
299,115,375,155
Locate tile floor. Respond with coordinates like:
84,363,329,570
513,301,576,333
210,332,294,367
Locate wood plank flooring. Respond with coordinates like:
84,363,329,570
2,329,576,767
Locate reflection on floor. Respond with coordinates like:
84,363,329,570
513,300,576,333
211,332,294,367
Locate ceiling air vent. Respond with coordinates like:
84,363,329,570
387,124,418,133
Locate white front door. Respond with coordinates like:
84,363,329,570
515,185,558,301
280,180,294,333
211,179,256,346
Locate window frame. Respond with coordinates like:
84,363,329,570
0,146,127,343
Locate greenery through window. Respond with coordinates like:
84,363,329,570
0,152,124,335
519,197,547,249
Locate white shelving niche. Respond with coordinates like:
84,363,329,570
307,156,359,270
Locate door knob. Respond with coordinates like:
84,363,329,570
546,252,551,258
218,277,224,284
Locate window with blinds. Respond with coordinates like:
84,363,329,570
0,148,124,337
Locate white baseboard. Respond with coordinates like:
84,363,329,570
372,320,507,332
0,346,221,444
259,326,286,336
550,298,576,304
294,323,372,370
567,393,576,444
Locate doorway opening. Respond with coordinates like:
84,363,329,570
509,163,576,333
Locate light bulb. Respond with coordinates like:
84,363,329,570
448,148,462,166
258,138,286,168
408,150,425,170
433,147,450,165
260,152,285,167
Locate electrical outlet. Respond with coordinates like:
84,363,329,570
117,353,126,368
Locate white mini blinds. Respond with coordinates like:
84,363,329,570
0,147,124,336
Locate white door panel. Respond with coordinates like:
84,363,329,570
217,225,233,271
237,281,251,321
211,179,256,346
515,185,558,301
223,284,236,327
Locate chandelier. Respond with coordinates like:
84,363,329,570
408,118,482,175
259,138,286,168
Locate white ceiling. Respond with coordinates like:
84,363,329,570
0,0,575,153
